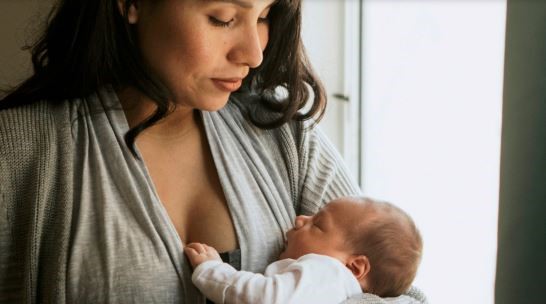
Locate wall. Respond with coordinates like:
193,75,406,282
301,0,347,156
0,0,53,90
301,1,362,182
495,0,546,303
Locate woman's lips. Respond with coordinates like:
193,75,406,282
211,78,242,92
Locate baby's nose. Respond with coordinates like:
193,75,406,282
294,215,309,229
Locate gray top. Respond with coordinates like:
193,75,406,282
0,86,427,303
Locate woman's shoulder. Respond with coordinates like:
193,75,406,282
0,98,75,156
0,98,73,128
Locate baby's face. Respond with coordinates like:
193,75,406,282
279,200,359,261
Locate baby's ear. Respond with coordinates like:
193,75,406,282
346,255,370,280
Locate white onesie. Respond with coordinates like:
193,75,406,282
192,253,362,304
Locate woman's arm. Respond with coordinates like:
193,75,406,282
297,123,361,215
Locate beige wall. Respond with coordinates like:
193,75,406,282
0,0,54,89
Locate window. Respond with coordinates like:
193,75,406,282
303,1,506,303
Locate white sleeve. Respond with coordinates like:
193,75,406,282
191,260,302,304
191,255,361,304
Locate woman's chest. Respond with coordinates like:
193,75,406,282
139,136,238,252
160,182,239,252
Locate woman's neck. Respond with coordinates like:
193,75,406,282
116,86,200,143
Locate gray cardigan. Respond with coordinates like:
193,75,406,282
0,87,427,303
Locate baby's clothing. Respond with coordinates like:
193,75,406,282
192,253,362,304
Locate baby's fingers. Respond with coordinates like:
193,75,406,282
183,246,198,257
203,244,221,259
186,242,206,253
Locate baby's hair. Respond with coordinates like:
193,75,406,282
345,197,423,297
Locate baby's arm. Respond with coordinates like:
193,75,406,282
184,243,303,304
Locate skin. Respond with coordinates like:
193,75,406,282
185,199,374,288
115,0,275,252
279,200,360,261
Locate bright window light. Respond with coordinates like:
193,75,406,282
360,1,506,303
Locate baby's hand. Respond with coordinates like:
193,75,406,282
184,242,222,269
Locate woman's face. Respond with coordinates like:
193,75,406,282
130,0,275,110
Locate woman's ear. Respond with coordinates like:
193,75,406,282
117,0,139,24
346,255,371,280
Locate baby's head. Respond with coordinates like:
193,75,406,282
280,196,422,297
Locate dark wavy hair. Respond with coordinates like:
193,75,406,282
0,0,326,155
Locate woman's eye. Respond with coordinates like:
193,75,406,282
209,16,234,28
258,16,269,24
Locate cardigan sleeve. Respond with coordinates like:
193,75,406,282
0,101,75,304
296,122,362,215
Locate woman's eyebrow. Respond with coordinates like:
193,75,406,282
207,0,277,9
208,0,254,9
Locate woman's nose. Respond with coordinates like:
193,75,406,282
227,24,267,68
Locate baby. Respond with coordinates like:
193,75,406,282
184,196,423,304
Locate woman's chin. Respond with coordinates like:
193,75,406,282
196,95,230,112
172,92,230,112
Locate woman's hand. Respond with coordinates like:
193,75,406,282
184,242,222,269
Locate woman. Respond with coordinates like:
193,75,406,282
0,0,425,303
